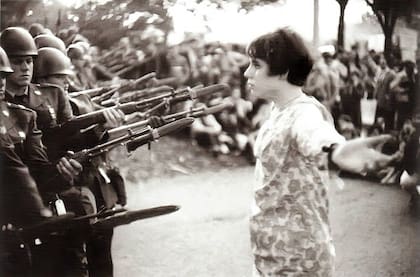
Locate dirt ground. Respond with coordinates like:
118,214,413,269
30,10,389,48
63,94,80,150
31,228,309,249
110,137,420,277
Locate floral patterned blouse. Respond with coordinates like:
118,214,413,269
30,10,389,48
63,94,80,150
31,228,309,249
251,93,345,276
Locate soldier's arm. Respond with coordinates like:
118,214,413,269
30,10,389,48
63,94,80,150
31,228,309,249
1,138,51,225
57,86,74,123
23,112,75,194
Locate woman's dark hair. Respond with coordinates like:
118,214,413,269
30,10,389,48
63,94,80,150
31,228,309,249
246,28,313,86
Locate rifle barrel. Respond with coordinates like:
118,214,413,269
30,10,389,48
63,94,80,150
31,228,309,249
92,205,180,229
126,117,194,152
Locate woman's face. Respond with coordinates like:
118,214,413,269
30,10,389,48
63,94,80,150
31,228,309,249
244,57,281,101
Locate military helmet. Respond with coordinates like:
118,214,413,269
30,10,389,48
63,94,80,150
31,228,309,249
67,44,84,60
33,47,73,78
0,46,13,74
34,34,67,53
0,27,38,57
28,23,45,38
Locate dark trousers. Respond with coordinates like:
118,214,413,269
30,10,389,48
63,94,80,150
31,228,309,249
396,102,412,130
31,187,95,277
376,107,395,132
87,228,114,277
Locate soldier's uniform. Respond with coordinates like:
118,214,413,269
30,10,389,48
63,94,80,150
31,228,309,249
0,131,41,276
0,43,49,276
0,101,70,276
2,101,72,197
70,93,126,277
1,27,91,276
5,82,73,131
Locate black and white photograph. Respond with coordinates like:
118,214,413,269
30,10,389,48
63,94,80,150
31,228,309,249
0,0,419,276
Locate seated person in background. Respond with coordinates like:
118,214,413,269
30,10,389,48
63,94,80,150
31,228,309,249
216,86,253,155
378,119,414,185
190,102,229,155
337,114,359,140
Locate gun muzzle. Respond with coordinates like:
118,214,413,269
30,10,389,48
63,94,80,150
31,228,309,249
192,83,229,99
168,83,230,105
126,117,194,152
92,205,180,229
131,72,157,89
202,102,233,115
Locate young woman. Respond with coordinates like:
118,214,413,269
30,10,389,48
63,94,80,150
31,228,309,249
244,28,396,276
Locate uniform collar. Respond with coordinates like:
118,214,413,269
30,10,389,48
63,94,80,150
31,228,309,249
6,85,30,99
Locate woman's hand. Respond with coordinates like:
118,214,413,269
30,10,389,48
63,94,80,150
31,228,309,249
331,135,400,175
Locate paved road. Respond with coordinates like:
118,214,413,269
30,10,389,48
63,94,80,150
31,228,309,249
113,166,420,277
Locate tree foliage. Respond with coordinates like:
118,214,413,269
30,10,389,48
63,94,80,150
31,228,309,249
68,0,173,48
0,0,43,28
364,0,418,61
1,0,173,49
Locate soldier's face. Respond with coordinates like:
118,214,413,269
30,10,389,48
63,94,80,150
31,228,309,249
8,56,33,87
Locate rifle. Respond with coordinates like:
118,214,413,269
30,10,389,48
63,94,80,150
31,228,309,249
108,102,233,136
18,205,180,243
153,77,179,87
47,84,228,138
100,85,174,107
91,72,156,103
70,117,194,163
67,76,151,98
92,205,180,229
68,86,118,98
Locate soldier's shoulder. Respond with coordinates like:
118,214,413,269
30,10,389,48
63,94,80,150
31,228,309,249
38,83,65,91
7,102,35,113
7,102,37,119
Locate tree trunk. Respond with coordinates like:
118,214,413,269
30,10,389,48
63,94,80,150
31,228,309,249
382,8,397,67
383,27,394,66
313,0,319,46
337,3,346,49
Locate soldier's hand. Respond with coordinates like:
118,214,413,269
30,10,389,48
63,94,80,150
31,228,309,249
103,108,125,129
148,116,165,128
57,157,83,183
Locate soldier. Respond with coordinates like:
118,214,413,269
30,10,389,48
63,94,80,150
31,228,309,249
0,45,52,226
0,43,85,275
67,44,97,91
0,27,73,131
33,42,126,277
0,27,93,277
34,34,67,53
28,23,44,38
